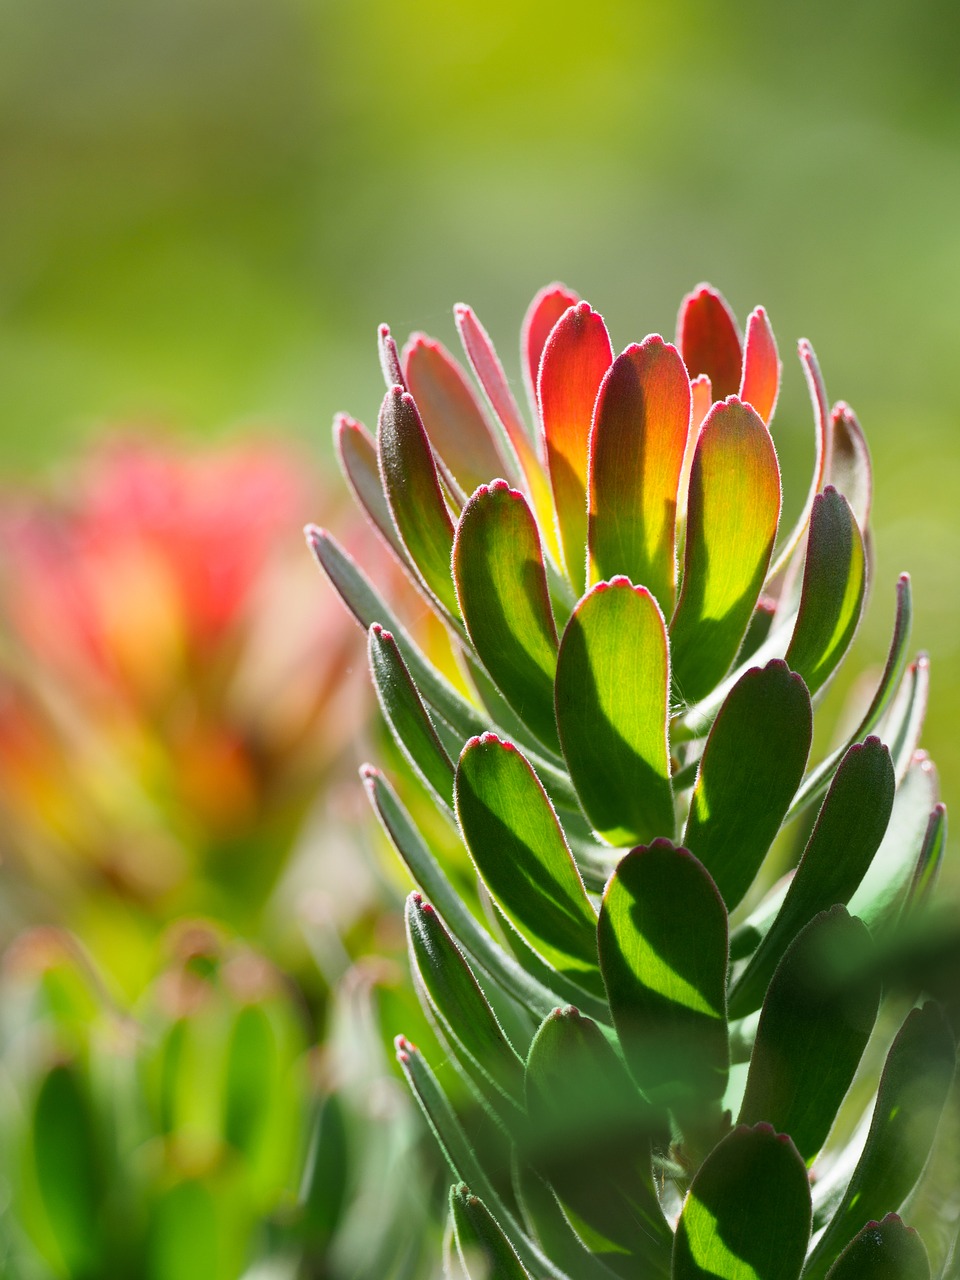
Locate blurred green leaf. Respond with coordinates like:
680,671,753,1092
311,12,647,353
729,735,895,1018
587,336,690,615
598,841,728,1110
555,578,674,846
453,480,560,751
672,1123,811,1280
454,734,601,994
823,1213,931,1280
670,397,781,704
298,1092,349,1252
738,907,880,1164
683,659,812,911
523,1006,671,1274
804,1002,956,1280
785,486,866,697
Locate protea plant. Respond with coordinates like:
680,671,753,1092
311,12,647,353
310,283,957,1279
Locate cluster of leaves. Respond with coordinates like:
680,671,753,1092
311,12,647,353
313,283,959,1278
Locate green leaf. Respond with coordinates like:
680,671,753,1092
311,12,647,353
729,736,895,1018
737,907,881,1164
784,487,865,696
670,397,781,704
587,336,691,615
451,1184,531,1280
538,301,614,594
406,892,525,1109
523,1006,671,1275
147,1179,222,1280
901,802,946,918
32,1062,104,1279
683,659,812,911
453,480,560,751
847,752,939,930
454,734,601,994
512,1162,622,1280
299,1093,350,1249
827,402,872,529
222,1002,275,1159
377,385,461,617
369,623,455,807
881,653,930,783
335,412,412,567
555,578,674,846
790,574,911,817
306,526,486,743
823,1214,930,1280
672,1123,811,1280
362,764,564,1020
597,841,728,1109
804,1003,955,1280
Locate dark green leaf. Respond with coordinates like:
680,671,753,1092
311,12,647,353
683,659,812,911
738,907,881,1164
299,1093,350,1249
597,841,728,1109
454,734,601,994
785,487,865,697
453,480,560,751
670,397,781,704
451,1184,531,1280
672,1123,811,1280
406,892,525,1108
729,736,895,1018
377,385,461,617
555,578,674,846
523,1006,671,1275
804,1003,955,1280
512,1162,620,1280
823,1214,930,1280
369,623,455,807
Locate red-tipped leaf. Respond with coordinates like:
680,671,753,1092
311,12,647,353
677,284,742,400
739,305,780,424
521,281,579,411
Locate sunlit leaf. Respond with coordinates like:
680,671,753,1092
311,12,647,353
522,282,579,413
672,1123,811,1280
454,734,601,993
670,397,781,705
683,659,812,911
739,305,780,424
403,333,508,494
598,841,728,1109
538,301,613,593
804,1004,955,1280
729,736,894,1017
587,336,691,614
555,578,674,846
377,385,461,617
784,486,866,696
677,283,742,400
334,412,411,566
453,480,560,751
738,907,881,1164
828,401,872,528
451,1184,531,1280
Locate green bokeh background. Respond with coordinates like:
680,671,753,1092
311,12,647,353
2,0,959,801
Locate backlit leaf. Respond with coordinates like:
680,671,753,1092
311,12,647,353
828,401,872,528
451,1185,531,1280
538,301,613,593
729,736,895,1018
598,841,728,1109
522,282,579,412
587,336,691,614
403,333,508,494
454,734,601,992
677,283,742,400
453,480,560,751
555,578,674,846
670,397,781,705
683,659,812,911
739,305,780,424
377,386,461,617
784,487,866,696
738,907,881,1164
335,413,411,567
672,1124,811,1280
804,1003,955,1280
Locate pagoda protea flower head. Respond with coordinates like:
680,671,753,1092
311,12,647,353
310,282,953,1277
0,435,372,936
